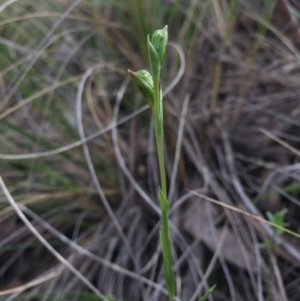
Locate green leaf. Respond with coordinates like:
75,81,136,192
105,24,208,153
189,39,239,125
266,211,274,223
266,209,289,235
151,25,168,63
199,284,216,301
159,225,175,300
259,240,274,250
159,189,169,233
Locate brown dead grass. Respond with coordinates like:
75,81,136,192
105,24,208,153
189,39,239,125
1,0,300,300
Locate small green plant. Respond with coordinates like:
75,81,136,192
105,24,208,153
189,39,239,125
260,209,289,249
129,26,215,301
266,209,289,235
129,25,175,301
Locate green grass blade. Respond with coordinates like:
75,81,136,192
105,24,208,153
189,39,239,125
199,284,216,301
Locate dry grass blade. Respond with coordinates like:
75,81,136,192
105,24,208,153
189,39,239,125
0,105,148,160
0,0,17,12
2,1,300,300
163,42,185,96
0,75,82,119
190,220,229,301
76,65,146,297
22,206,177,300
112,81,161,215
0,271,57,296
2,0,83,101
168,94,189,202
0,177,109,301
188,190,300,239
260,128,300,157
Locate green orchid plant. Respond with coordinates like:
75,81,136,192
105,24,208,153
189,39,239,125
129,25,175,301
129,26,215,301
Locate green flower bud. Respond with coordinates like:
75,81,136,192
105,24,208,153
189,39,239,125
147,35,160,81
151,25,168,63
128,69,154,108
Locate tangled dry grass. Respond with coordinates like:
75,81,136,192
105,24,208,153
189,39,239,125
1,0,300,300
